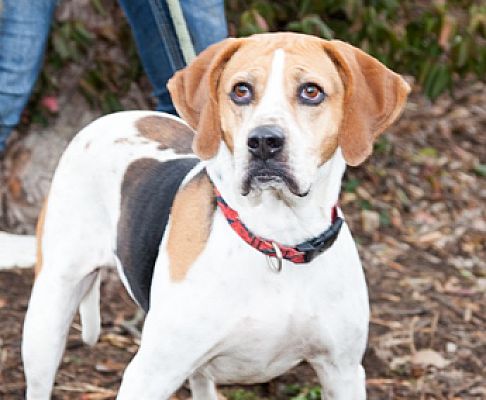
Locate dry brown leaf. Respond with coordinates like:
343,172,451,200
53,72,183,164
101,333,132,348
361,210,380,233
417,231,443,244
411,348,450,369
95,359,125,373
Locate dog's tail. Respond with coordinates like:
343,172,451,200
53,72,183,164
79,271,102,346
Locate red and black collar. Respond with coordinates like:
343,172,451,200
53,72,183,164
214,187,343,264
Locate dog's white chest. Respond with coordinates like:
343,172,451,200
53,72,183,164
203,313,307,384
152,217,369,385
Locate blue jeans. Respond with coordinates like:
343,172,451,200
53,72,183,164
0,0,57,152
0,0,227,152
119,0,227,114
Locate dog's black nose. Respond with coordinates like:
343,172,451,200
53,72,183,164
247,125,285,160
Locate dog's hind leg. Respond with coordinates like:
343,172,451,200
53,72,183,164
22,185,114,399
22,267,100,399
189,372,218,400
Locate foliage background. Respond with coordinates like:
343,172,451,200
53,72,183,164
30,0,485,124
225,0,485,100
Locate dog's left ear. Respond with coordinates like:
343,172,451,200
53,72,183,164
322,40,411,166
168,38,243,159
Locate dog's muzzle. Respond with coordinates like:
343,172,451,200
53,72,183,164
242,125,307,197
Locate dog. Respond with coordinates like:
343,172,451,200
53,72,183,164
22,32,410,399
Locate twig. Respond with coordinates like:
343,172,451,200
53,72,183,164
409,316,419,354
429,293,485,325
429,311,440,348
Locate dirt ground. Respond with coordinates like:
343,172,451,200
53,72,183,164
0,79,485,399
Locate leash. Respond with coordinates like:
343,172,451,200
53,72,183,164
214,187,343,272
166,0,196,64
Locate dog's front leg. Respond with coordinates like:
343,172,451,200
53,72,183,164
310,359,366,400
117,303,222,400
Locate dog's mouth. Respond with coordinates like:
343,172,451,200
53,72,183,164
241,163,308,197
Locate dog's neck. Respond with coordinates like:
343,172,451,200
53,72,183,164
206,146,346,245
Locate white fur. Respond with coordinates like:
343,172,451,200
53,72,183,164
22,53,369,399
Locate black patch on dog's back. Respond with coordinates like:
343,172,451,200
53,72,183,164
116,157,199,311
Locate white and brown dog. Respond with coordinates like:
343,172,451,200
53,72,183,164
22,33,410,399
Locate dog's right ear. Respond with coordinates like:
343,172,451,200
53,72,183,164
168,38,243,159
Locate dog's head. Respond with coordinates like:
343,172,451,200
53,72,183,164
168,33,410,198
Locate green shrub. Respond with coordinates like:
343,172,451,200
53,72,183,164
226,0,486,100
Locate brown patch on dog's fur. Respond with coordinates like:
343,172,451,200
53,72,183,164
135,116,194,154
168,172,215,281
35,199,48,277
320,136,339,164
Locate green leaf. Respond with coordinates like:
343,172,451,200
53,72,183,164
374,136,391,154
290,386,321,400
380,210,391,227
344,178,361,193
359,200,372,210
102,92,123,114
418,147,439,158
91,0,107,16
52,34,71,60
283,384,302,396
473,164,486,177
423,63,451,100
300,15,334,39
226,389,260,400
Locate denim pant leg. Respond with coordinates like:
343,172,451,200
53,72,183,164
0,0,57,152
179,0,228,53
118,0,227,114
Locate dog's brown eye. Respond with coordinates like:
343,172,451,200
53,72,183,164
230,82,253,105
299,83,326,105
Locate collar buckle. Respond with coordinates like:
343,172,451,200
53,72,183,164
295,217,344,263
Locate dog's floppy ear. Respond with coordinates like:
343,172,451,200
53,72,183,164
168,38,243,159
322,40,410,166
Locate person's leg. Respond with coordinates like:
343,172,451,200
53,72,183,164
118,0,227,114
179,0,227,53
0,0,57,152
118,0,182,115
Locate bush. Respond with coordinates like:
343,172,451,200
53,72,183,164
226,0,486,100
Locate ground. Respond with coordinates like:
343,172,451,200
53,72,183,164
0,80,485,399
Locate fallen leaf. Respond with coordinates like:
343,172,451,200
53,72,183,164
361,210,380,233
101,333,132,348
95,359,125,373
411,349,450,369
